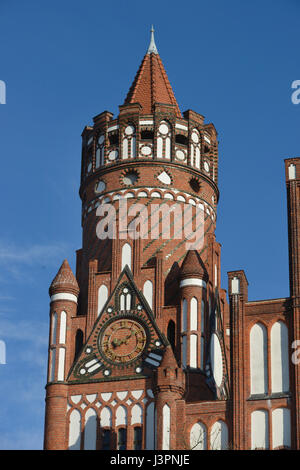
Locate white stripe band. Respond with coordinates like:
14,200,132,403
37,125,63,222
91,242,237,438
50,293,78,303
179,278,207,288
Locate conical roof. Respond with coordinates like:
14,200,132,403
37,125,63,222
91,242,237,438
49,259,79,296
180,250,208,281
123,28,181,118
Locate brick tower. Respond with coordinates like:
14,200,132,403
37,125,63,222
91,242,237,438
44,28,299,450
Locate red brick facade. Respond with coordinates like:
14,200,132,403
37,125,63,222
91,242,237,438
43,32,300,450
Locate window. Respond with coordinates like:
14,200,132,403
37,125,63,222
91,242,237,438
101,429,111,450
74,329,83,361
118,428,127,450
133,427,142,450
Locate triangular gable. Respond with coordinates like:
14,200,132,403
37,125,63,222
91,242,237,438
67,265,168,383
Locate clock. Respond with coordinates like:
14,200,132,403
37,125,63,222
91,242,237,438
99,318,147,364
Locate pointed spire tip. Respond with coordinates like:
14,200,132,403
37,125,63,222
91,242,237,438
147,24,158,55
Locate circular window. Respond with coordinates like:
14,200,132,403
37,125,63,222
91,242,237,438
123,171,138,186
108,150,118,161
175,149,186,161
191,131,199,143
125,125,135,136
204,161,210,172
141,145,152,156
98,134,105,145
95,180,106,193
159,123,169,135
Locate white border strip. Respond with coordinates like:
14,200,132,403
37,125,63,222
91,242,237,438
50,293,78,303
179,278,207,288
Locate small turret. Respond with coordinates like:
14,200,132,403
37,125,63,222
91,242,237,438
179,250,208,370
180,249,208,283
49,259,79,297
154,346,185,450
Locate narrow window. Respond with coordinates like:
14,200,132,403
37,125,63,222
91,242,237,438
101,429,111,450
117,428,127,450
133,427,142,450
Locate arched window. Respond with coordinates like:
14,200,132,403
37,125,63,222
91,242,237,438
190,297,198,330
162,404,170,450
131,404,143,425
49,347,56,382
117,428,127,450
272,408,291,449
51,312,57,344
210,420,228,450
157,121,171,159
145,402,155,450
122,125,136,159
250,323,268,395
96,134,105,168
57,347,65,381
98,285,108,316
68,409,81,450
251,410,269,449
121,243,132,271
100,407,112,428
116,405,127,426
143,280,153,310
119,286,132,311
59,311,67,344
271,321,289,393
190,334,197,368
190,128,201,169
133,427,142,450
84,408,97,450
167,320,176,352
74,329,84,361
190,421,207,450
101,429,111,450
182,299,187,332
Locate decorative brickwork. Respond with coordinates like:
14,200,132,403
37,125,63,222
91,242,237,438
44,30,300,450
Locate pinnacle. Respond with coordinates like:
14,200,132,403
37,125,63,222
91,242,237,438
180,250,208,281
49,259,79,296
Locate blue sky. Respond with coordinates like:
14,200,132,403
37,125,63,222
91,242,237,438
0,0,299,449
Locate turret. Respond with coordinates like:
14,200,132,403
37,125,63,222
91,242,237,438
154,346,185,449
44,260,79,450
179,250,208,370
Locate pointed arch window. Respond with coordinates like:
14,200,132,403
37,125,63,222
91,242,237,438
190,421,207,450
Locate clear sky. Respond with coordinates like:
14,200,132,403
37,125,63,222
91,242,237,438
0,0,299,449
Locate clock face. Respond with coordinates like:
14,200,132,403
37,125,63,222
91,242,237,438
99,318,147,364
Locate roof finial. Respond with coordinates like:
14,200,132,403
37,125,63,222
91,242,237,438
147,24,158,54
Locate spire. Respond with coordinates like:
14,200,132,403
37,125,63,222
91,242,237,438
147,25,158,54
49,259,79,296
180,250,208,281
123,28,181,118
